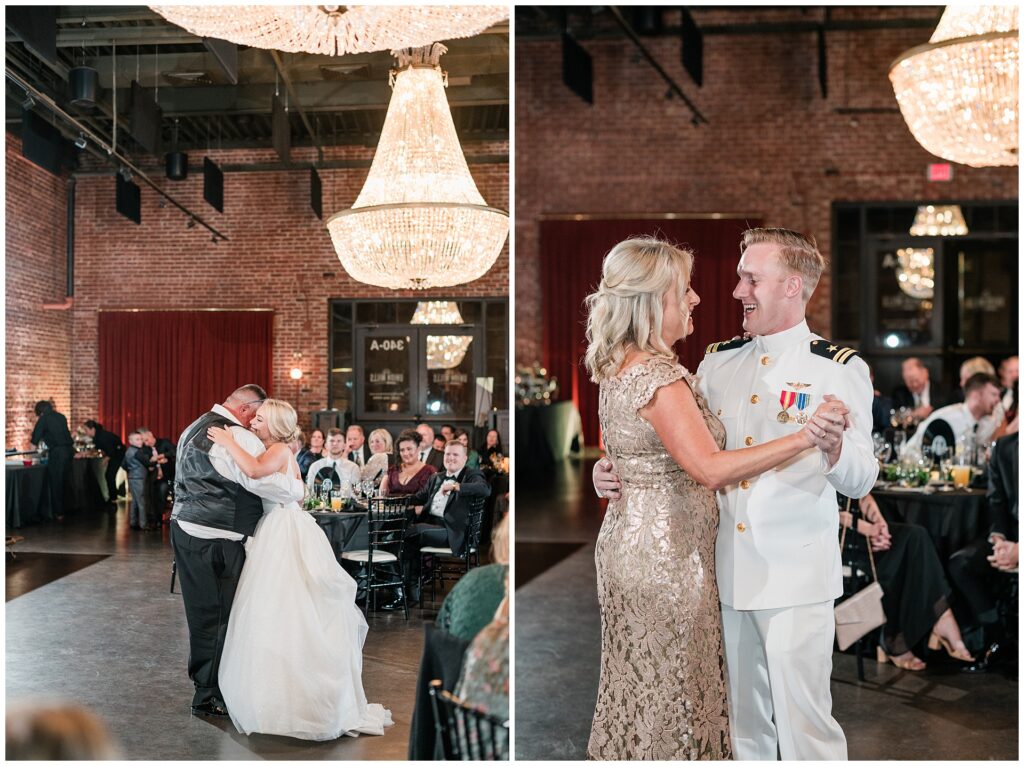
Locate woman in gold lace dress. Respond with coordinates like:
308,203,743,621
583,238,847,760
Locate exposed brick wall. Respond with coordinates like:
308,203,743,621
6,134,507,441
5,137,71,450
515,12,1018,365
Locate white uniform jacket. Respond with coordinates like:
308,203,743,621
695,320,878,611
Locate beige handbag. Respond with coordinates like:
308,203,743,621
834,499,886,651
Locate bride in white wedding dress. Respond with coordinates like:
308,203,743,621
207,399,392,741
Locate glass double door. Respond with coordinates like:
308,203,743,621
355,325,483,422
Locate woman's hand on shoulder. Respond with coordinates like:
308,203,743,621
207,425,235,446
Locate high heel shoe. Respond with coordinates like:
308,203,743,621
876,646,927,671
928,632,975,662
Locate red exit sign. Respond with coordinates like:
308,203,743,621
928,163,954,181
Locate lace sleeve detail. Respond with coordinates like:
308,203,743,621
631,357,689,412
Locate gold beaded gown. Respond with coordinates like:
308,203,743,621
588,357,732,760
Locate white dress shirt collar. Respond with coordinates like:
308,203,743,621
211,403,242,426
755,319,812,355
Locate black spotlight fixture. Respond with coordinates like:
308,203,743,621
165,119,188,180
69,66,100,109
21,94,36,110
74,133,87,149
166,151,188,180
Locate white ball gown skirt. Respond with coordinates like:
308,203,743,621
219,501,393,740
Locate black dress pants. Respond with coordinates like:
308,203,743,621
403,517,450,591
46,446,73,519
169,521,246,708
949,538,1002,628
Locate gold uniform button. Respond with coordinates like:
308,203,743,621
737,522,747,532
740,480,750,489
760,355,771,366
750,394,759,404
744,436,754,446
716,409,722,416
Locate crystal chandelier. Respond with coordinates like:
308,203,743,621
150,5,509,56
889,6,1019,167
909,204,969,236
411,301,473,369
327,44,508,289
896,247,936,300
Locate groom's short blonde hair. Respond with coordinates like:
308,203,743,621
740,228,826,303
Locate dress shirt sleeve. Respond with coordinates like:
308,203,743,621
821,356,879,498
693,356,712,402
209,426,303,504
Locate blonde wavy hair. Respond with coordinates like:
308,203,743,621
584,237,694,382
369,427,393,454
255,399,302,444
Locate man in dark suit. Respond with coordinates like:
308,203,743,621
346,424,372,469
402,440,490,603
891,357,946,421
141,428,176,523
415,423,446,471
949,432,1018,672
31,400,74,521
83,420,126,509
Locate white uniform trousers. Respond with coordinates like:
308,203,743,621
721,600,847,761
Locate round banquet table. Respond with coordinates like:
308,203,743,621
307,508,369,557
871,486,989,567
5,463,52,528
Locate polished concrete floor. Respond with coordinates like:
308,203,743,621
515,455,1019,761
5,500,436,760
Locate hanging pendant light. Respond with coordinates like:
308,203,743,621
889,5,1019,167
150,5,508,56
327,44,508,290
411,301,473,369
909,204,969,236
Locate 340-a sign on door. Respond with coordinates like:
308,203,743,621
369,338,406,352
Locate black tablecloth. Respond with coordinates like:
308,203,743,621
6,464,52,528
308,510,369,557
515,401,583,470
69,456,106,511
872,487,988,564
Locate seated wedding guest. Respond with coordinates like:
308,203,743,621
903,373,1002,459
454,521,509,722
382,430,436,501
139,428,175,522
83,420,125,509
949,431,1018,672
479,429,504,464
999,355,1018,412
346,424,371,469
123,431,155,530
867,367,894,436
453,428,481,469
437,514,509,642
844,494,973,670
289,431,304,456
30,399,74,521
440,424,455,443
6,699,120,759
403,441,490,604
891,357,945,421
297,428,325,479
415,423,446,470
362,428,393,486
306,427,360,496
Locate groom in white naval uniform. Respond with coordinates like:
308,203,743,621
595,228,878,760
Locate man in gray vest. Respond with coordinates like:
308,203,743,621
170,384,303,716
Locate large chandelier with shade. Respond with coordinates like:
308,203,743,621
327,44,508,289
889,5,1019,167
150,5,509,56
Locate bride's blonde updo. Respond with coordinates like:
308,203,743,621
584,236,694,383
256,399,302,444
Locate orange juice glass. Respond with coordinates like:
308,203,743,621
951,465,971,489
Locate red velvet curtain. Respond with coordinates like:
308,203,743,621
98,311,274,442
540,217,762,446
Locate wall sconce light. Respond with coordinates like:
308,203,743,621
289,367,303,380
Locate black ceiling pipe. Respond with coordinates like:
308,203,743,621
69,66,99,109
165,151,188,181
